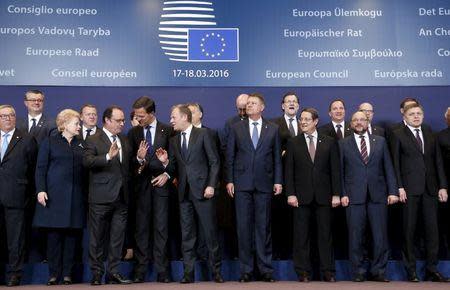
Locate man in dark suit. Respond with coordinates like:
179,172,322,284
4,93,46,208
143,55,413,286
127,96,173,283
358,102,385,137
0,105,38,286
318,98,351,258
226,93,282,282
438,107,450,256
79,104,100,141
285,108,341,282
157,104,222,283
16,90,56,145
83,106,133,285
220,93,248,154
391,103,449,282
386,97,419,142
270,92,300,260
340,111,398,282
318,98,352,140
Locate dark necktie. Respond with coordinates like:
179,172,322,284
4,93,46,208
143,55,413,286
251,122,259,149
360,135,369,164
86,129,92,139
307,135,315,162
112,135,117,143
415,129,423,153
181,132,188,159
288,118,295,137
145,125,153,156
336,124,343,140
30,118,37,134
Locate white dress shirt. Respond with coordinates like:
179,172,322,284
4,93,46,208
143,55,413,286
332,120,345,134
284,114,298,136
407,124,424,153
28,114,42,131
303,130,318,149
82,125,97,140
248,117,262,138
181,124,193,149
354,132,371,156
103,127,122,162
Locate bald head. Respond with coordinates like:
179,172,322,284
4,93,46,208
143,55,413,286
236,93,249,118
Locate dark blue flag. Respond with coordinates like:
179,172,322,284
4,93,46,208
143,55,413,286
188,28,239,62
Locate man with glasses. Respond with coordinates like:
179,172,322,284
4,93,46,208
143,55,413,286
83,106,134,285
339,111,398,282
270,92,300,260
0,105,38,286
358,103,385,137
17,90,56,145
79,104,100,141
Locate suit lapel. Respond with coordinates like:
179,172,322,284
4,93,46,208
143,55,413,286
367,135,376,163
403,126,423,154
242,121,254,150
2,130,22,162
186,127,199,161
256,120,269,149
350,136,365,164
301,134,314,165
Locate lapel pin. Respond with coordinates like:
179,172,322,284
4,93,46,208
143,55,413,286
78,143,84,148
318,139,322,143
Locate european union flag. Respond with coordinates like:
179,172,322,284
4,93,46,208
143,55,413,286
188,28,239,62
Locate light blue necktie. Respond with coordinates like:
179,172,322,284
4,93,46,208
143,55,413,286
1,133,10,161
251,122,259,149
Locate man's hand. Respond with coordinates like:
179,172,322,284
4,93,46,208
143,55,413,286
387,195,399,205
287,195,299,207
399,188,407,203
226,183,235,198
108,141,119,159
151,173,169,187
273,184,282,195
204,186,215,199
438,189,448,203
37,192,48,207
155,148,169,166
137,140,149,160
332,195,341,208
341,196,349,207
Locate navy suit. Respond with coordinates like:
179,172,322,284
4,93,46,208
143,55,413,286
17,115,57,145
0,129,38,277
226,119,282,275
339,134,397,277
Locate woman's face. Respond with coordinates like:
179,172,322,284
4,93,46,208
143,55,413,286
64,117,81,137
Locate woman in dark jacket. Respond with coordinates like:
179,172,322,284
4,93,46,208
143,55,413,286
33,109,85,285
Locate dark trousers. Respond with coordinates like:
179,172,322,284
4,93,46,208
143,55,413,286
347,203,388,277
272,193,292,260
47,229,79,278
179,190,221,277
402,193,439,273
235,190,272,275
0,206,25,276
134,185,170,276
293,203,334,275
88,199,127,276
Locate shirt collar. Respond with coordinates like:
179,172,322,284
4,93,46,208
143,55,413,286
29,113,42,122
1,128,15,137
102,127,116,139
182,124,193,135
249,117,262,126
332,120,344,128
304,130,318,138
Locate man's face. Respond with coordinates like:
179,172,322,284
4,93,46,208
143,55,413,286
236,94,248,118
328,100,345,123
0,107,16,132
170,108,187,131
104,109,125,135
246,97,264,119
300,111,318,135
359,103,374,123
351,112,369,134
80,106,98,128
282,95,299,117
133,107,154,127
24,92,44,115
404,107,424,128
188,105,202,126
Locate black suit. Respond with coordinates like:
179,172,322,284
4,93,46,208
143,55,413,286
127,122,173,277
270,116,298,259
0,129,37,277
16,115,56,145
83,129,132,276
318,121,351,258
166,126,221,278
438,127,450,253
285,133,340,276
391,125,447,273
369,124,385,137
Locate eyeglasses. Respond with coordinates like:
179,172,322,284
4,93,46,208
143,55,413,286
0,113,16,120
26,99,44,103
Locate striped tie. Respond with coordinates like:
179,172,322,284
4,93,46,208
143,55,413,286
360,135,368,164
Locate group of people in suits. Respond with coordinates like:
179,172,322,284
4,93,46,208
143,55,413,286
0,90,449,286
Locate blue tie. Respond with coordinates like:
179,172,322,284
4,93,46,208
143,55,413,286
181,132,188,159
1,133,10,161
145,125,153,156
251,122,259,149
